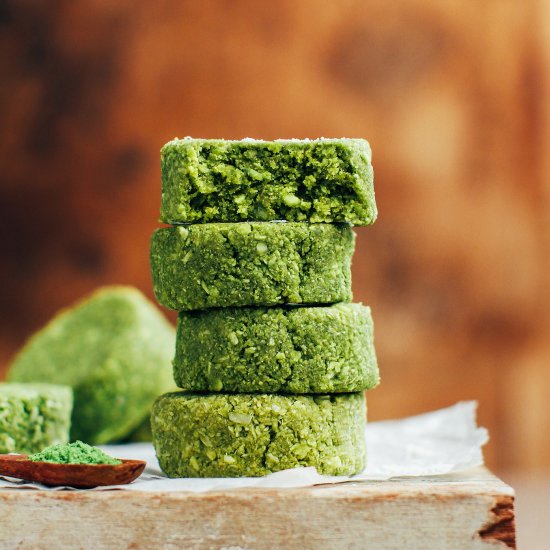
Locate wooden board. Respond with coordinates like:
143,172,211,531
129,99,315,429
0,467,515,549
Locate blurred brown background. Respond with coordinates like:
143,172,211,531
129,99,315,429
0,0,548,475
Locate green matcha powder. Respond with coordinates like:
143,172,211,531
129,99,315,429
29,440,122,465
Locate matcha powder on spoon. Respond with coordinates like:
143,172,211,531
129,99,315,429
29,440,122,465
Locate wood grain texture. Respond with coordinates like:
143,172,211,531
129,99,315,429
0,467,515,549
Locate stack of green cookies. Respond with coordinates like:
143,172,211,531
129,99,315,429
150,138,379,477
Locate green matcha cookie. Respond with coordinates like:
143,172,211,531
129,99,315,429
8,286,175,445
160,138,377,225
174,303,378,393
152,392,366,477
0,383,72,454
150,222,354,310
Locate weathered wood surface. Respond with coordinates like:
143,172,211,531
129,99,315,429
0,467,515,549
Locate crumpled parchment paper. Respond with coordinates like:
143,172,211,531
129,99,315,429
0,401,488,492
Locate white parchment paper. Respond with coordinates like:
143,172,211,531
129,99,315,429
0,401,488,492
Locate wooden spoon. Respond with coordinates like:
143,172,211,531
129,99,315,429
0,454,146,488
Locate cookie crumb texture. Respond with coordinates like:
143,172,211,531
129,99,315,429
0,383,72,454
175,303,378,393
150,222,354,310
160,138,376,225
152,392,366,477
8,287,175,444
